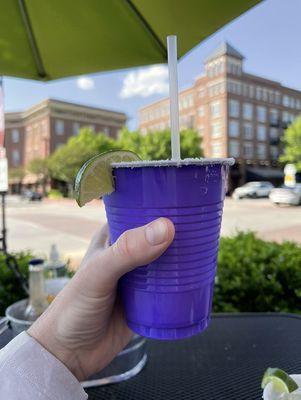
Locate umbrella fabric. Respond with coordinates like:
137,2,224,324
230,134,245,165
0,0,261,80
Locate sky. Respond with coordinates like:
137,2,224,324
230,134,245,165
3,0,301,130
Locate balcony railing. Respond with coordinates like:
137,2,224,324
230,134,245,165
269,137,280,145
269,119,289,129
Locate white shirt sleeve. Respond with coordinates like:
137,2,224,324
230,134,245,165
0,331,88,400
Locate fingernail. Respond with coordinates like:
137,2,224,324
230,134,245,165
145,219,168,246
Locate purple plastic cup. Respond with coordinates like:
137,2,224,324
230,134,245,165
103,159,233,340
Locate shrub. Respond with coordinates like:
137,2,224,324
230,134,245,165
1,233,301,316
47,189,64,199
0,252,32,315
214,232,301,313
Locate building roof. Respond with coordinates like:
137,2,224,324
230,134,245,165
205,42,244,63
5,98,126,121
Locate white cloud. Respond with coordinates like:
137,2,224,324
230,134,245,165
77,76,95,90
120,65,169,98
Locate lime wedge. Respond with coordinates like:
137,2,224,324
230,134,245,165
262,368,298,393
75,150,140,207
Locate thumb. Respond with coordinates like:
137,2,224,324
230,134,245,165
80,218,175,291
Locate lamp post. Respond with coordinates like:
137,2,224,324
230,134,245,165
0,77,28,293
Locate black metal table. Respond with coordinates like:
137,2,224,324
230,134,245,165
86,314,301,400
1,314,301,399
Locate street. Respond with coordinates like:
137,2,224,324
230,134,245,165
6,196,301,267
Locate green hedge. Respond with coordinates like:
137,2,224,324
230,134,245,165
47,189,64,199
214,232,301,313
0,233,301,316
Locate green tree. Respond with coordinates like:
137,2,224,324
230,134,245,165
28,158,50,195
117,128,203,160
8,167,25,181
48,128,117,190
47,127,203,195
280,115,301,171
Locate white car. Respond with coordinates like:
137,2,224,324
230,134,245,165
269,185,301,206
232,181,274,200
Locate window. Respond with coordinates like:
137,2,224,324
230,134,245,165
275,92,281,105
257,106,266,122
262,89,268,102
89,124,95,132
208,59,224,76
270,128,278,139
208,81,225,97
229,99,239,117
12,150,20,166
198,125,204,135
103,127,110,135
12,129,20,143
210,101,221,118
229,120,239,137
211,143,223,157
198,88,205,98
227,59,242,76
55,120,64,135
243,103,253,120
242,84,248,97
257,125,266,141
283,95,290,107
182,95,194,109
207,66,214,78
282,111,295,124
243,123,253,139
268,91,274,103
206,61,225,78
198,106,205,117
282,111,288,123
73,122,80,135
270,108,278,124
296,99,301,110
187,95,194,107
290,97,295,109
249,85,255,98
257,143,266,159
270,146,278,160
211,122,222,138
243,143,253,158
55,143,64,150
229,140,240,157
227,79,241,95
256,87,262,100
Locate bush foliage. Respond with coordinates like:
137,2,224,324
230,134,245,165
214,232,301,313
0,252,31,315
1,233,301,315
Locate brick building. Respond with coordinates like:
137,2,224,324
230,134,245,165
139,42,301,188
5,99,126,189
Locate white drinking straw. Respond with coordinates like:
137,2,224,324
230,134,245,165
167,35,181,160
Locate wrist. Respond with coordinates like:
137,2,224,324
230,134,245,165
28,318,85,381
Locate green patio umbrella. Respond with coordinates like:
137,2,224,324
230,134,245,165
0,0,261,81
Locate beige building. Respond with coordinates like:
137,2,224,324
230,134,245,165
5,99,126,190
139,42,301,187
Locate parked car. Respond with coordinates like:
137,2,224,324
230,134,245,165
232,181,274,200
22,190,43,201
269,184,301,206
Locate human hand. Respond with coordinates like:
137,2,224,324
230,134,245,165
28,218,175,381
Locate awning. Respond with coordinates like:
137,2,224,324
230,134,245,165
247,167,284,179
